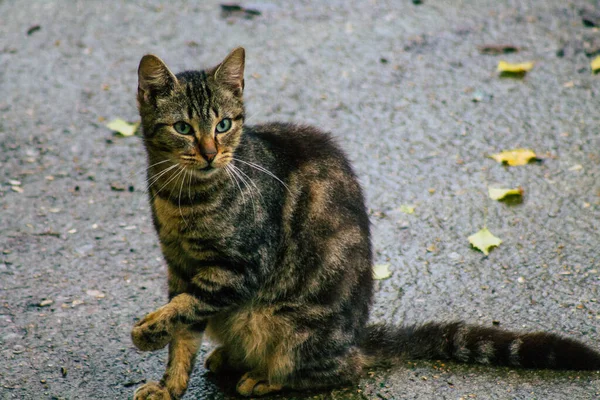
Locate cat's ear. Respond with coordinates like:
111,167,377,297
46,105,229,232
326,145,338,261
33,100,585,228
213,47,245,97
137,54,178,104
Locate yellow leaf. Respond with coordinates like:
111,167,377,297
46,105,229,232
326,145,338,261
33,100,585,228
106,118,140,137
399,204,415,214
489,149,537,166
497,60,534,73
373,264,392,280
488,187,523,200
468,228,502,256
592,56,600,74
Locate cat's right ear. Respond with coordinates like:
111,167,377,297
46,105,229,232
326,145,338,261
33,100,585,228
137,55,178,105
213,47,245,97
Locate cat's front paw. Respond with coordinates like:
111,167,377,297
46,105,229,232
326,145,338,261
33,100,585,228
131,309,173,351
133,381,171,400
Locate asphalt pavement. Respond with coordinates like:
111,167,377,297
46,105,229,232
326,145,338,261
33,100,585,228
1,1,600,399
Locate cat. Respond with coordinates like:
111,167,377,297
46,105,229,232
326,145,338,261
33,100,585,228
130,47,600,399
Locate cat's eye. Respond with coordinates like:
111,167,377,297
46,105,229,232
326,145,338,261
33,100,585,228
215,118,232,134
173,121,192,135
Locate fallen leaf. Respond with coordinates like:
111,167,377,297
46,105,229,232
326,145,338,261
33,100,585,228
488,187,523,200
497,60,534,73
426,244,438,253
569,164,583,171
399,205,415,214
71,299,84,307
468,228,502,255
478,44,520,55
489,149,537,166
110,182,126,191
591,56,600,74
39,299,53,307
86,290,105,298
373,263,392,280
106,119,139,137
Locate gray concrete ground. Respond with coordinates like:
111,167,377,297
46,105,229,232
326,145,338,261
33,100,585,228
1,0,600,399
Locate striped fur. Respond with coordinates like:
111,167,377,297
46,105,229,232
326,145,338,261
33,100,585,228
131,48,600,399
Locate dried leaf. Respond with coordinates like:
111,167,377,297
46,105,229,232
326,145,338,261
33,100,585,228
488,187,523,200
373,263,392,280
569,164,583,171
86,290,105,298
106,119,139,137
398,205,415,214
468,228,502,255
497,60,534,73
591,56,600,74
489,149,537,166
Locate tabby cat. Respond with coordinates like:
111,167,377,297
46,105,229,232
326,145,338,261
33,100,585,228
130,47,600,399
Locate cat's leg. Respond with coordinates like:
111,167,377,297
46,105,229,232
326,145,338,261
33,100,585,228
132,265,254,351
234,347,366,397
286,346,366,392
134,323,205,400
204,345,235,374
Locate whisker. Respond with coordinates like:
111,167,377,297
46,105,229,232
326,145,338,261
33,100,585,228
243,108,263,125
150,165,185,202
128,159,171,181
146,164,179,191
187,167,193,205
178,169,189,229
232,157,290,192
229,164,258,218
232,165,264,204
225,164,245,205
146,164,178,189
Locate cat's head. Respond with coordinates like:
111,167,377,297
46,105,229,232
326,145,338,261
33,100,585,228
137,47,245,177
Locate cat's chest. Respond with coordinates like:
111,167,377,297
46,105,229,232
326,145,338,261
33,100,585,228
152,195,235,243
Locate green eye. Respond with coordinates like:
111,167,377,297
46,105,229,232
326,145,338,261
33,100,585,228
216,118,232,134
174,121,192,135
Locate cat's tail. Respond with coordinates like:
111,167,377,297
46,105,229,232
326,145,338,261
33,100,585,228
359,321,600,370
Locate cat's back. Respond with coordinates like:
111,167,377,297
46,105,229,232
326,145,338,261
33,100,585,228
242,122,353,170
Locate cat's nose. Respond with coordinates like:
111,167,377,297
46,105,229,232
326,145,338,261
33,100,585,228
202,150,217,163
198,136,217,163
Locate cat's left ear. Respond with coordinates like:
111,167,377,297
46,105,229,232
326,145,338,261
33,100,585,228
214,47,245,97
137,54,178,104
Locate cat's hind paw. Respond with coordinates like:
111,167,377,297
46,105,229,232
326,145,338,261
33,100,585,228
133,381,171,400
204,346,230,374
236,372,282,397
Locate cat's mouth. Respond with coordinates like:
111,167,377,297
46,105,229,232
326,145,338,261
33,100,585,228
179,155,219,172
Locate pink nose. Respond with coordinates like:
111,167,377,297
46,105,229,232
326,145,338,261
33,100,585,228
202,151,217,163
